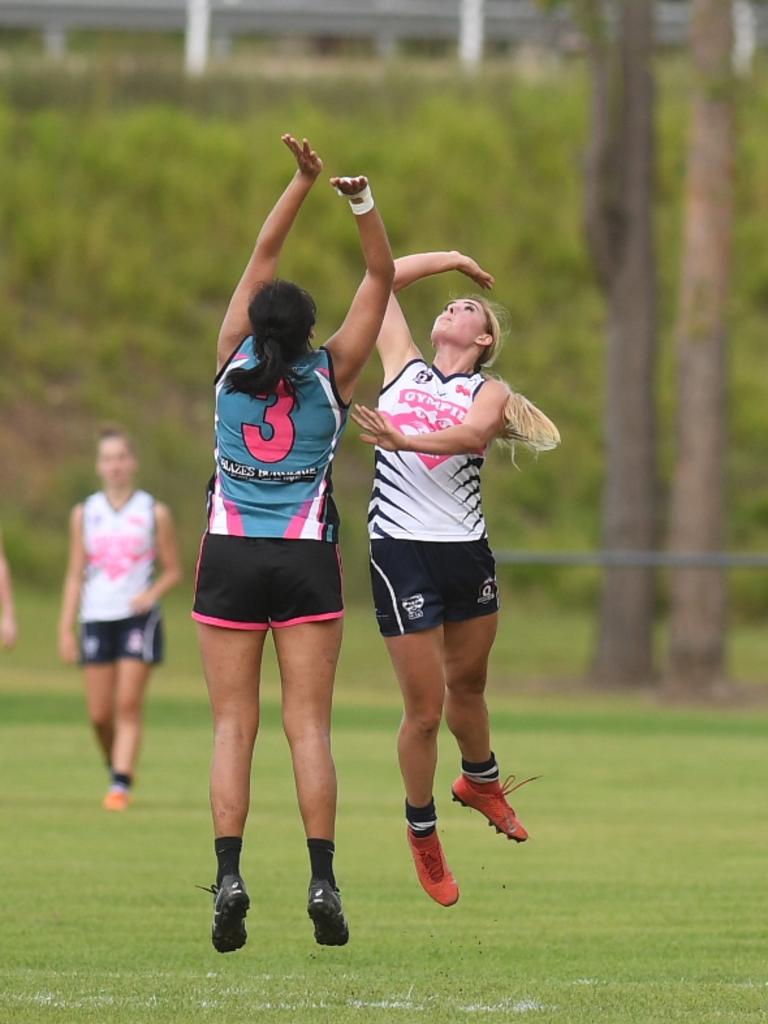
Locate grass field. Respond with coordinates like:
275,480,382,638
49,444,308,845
1,591,767,1023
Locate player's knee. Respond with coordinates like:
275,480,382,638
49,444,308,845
446,674,487,699
89,710,112,732
283,719,330,749
114,703,142,725
404,708,442,739
214,713,259,745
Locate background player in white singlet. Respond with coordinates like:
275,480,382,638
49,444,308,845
0,527,18,649
58,427,182,811
195,135,393,954
351,251,559,907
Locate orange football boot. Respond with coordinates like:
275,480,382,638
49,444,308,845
407,829,459,906
451,774,539,842
102,788,131,812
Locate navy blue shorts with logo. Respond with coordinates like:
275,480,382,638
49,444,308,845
80,609,164,665
369,537,499,637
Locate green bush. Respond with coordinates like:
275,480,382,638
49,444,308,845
1,61,766,616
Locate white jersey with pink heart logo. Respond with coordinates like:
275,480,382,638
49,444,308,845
368,359,488,541
79,490,156,622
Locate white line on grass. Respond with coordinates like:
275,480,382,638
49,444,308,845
3,992,160,1010
348,999,425,1010
460,999,553,1014
2,983,556,1016
346,995,553,1014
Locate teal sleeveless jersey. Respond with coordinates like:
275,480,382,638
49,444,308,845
207,339,348,541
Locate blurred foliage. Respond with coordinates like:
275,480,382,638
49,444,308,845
0,59,766,617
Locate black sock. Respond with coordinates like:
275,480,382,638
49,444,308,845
307,838,337,889
110,771,132,789
215,836,243,886
461,752,499,785
406,798,437,838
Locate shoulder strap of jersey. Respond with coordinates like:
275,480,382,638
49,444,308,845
214,335,253,385
318,346,351,411
379,357,427,396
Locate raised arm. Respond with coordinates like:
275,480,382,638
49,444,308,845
353,380,560,458
217,135,323,371
353,379,509,456
58,505,86,664
323,177,395,404
376,252,495,386
0,529,17,650
393,251,494,295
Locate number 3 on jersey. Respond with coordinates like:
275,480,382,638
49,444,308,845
242,383,296,464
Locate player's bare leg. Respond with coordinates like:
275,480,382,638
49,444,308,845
198,623,265,837
385,627,458,906
84,663,117,765
197,622,266,952
102,658,152,809
385,627,445,807
445,614,531,842
443,615,496,762
275,618,349,945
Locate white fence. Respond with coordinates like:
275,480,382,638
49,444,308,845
0,1,764,75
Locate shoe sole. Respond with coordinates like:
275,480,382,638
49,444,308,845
410,862,460,907
102,796,130,811
307,900,349,947
420,885,460,908
212,891,250,953
407,837,460,907
451,788,528,843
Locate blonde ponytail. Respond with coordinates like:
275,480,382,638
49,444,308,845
497,389,561,462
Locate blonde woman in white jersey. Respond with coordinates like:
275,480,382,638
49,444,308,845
58,427,182,810
352,251,559,907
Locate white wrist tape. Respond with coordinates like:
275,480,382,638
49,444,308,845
335,180,374,215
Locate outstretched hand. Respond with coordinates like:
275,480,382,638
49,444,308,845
457,253,494,290
351,405,407,451
282,134,323,180
330,175,369,197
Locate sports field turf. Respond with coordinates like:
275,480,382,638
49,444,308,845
1,593,766,1023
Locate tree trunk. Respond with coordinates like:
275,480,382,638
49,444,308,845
581,0,657,687
666,0,735,699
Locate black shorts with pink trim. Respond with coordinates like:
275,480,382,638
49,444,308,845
192,533,344,631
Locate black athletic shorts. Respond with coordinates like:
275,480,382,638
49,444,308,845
192,532,344,631
369,537,499,637
80,610,164,665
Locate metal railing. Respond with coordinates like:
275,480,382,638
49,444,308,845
0,2,765,75
495,550,768,569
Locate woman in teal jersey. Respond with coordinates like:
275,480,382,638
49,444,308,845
194,135,393,953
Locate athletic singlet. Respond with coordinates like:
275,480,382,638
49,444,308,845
80,490,156,622
208,339,348,541
368,358,488,542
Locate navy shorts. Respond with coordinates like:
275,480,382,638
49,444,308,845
192,533,344,631
369,537,499,637
80,610,164,665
